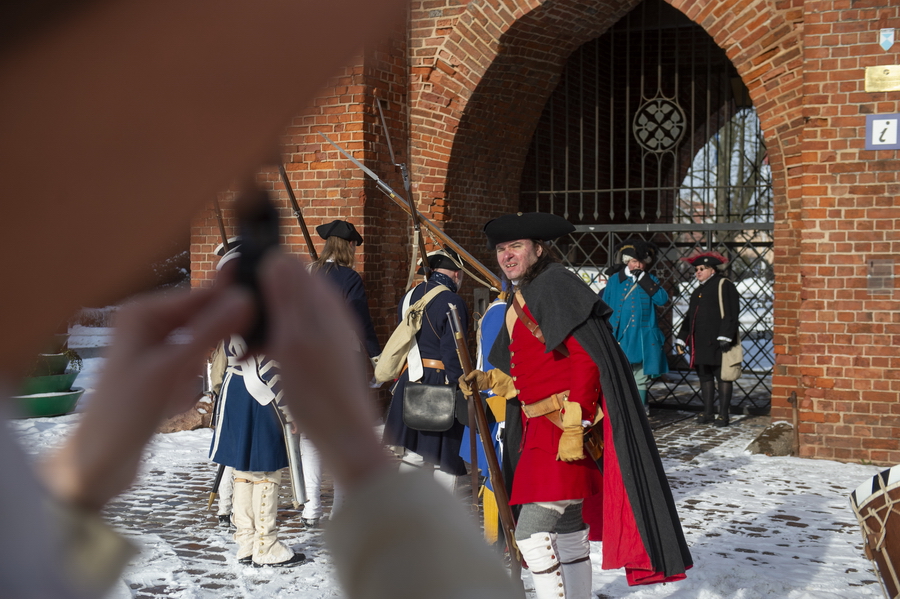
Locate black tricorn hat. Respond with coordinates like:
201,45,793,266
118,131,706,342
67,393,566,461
214,237,243,257
614,239,658,266
416,248,463,274
483,212,575,249
315,220,363,245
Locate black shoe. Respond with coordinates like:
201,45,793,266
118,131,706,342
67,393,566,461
714,416,730,428
696,413,713,424
252,552,306,568
218,514,232,527
301,518,320,529
238,556,252,565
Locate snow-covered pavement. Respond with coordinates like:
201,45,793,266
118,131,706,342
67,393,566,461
8,361,887,598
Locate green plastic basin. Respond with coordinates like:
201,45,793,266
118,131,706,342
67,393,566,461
11,388,84,418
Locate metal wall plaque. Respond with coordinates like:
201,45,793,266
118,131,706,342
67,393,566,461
865,65,900,92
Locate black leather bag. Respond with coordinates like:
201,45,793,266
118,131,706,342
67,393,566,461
403,382,457,432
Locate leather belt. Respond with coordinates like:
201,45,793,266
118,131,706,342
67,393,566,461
400,359,445,375
521,390,570,419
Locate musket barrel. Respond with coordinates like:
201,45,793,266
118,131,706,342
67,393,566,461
278,164,318,261
447,305,522,580
320,131,499,290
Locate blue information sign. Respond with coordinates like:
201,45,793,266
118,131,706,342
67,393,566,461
865,114,900,151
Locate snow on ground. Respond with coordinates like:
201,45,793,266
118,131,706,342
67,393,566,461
7,356,889,598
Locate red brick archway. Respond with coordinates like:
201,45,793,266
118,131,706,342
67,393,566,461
406,0,803,423
191,1,900,464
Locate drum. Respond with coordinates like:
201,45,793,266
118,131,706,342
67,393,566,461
850,465,900,598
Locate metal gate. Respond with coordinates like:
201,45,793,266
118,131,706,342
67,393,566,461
518,0,774,413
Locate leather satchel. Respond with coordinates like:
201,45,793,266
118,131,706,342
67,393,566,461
403,382,457,432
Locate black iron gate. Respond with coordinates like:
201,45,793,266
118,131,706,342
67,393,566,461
519,0,774,413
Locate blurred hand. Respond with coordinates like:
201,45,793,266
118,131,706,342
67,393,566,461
718,339,731,351
257,251,391,490
43,283,254,511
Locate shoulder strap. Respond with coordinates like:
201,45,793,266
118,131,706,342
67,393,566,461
512,292,570,357
717,278,725,319
403,284,448,319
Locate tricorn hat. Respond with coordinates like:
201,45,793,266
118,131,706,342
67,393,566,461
416,248,463,274
214,237,243,257
315,219,363,246
681,251,728,268
614,239,658,266
483,212,575,249
214,237,243,270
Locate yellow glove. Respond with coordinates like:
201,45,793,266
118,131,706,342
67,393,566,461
458,370,489,397
487,369,517,399
557,401,585,462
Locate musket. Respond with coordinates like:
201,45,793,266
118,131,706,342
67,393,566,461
212,196,231,254
207,195,231,510
278,164,318,261
318,132,501,291
447,303,523,582
375,98,429,280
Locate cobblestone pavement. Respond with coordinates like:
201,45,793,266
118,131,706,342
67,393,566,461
99,412,879,598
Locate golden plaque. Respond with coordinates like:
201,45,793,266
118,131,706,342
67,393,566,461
865,65,900,92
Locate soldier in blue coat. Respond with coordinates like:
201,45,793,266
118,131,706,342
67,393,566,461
209,245,304,568
302,219,381,526
602,239,669,413
383,249,469,493
310,220,381,360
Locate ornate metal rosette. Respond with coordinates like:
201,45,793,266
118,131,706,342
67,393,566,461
632,98,687,153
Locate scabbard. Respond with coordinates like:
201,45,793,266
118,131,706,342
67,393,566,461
283,424,307,508
207,462,226,510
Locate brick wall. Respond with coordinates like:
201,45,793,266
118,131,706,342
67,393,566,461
796,0,900,463
189,0,900,465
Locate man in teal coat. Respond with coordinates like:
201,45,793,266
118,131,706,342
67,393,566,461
602,239,669,412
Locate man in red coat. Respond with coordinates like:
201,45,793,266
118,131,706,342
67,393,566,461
462,212,691,598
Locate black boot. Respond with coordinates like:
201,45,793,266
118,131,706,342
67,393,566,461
715,380,733,427
697,381,716,424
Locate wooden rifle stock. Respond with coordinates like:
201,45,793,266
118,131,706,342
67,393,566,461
396,204,500,291
278,164,318,261
447,304,523,581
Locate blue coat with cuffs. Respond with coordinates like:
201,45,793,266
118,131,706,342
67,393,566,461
209,337,289,473
602,269,669,377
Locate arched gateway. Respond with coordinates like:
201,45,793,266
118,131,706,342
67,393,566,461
204,0,900,462
423,0,798,415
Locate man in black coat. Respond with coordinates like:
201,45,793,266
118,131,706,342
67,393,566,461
675,252,740,426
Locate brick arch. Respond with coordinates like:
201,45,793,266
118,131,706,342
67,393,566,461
410,0,804,420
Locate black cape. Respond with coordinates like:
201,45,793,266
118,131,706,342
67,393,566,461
489,262,692,582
